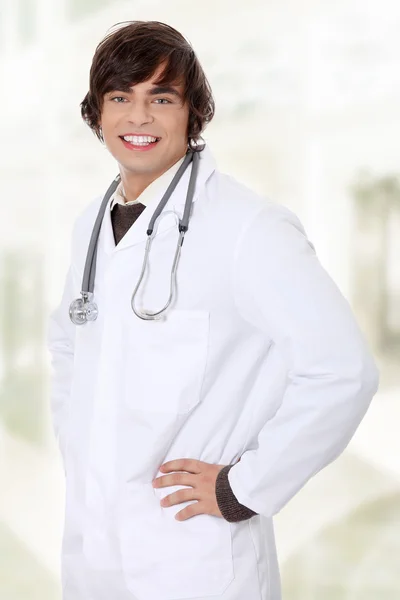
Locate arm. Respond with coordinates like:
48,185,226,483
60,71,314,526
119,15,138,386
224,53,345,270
47,262,77,460
225,204,379,518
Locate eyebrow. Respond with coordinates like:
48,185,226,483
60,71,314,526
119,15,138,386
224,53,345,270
107,85,182,98
147,85,182,98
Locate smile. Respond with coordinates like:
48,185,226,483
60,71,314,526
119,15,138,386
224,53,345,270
119,135,161,152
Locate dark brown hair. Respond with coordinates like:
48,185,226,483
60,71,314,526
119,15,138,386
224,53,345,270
80,21,215,151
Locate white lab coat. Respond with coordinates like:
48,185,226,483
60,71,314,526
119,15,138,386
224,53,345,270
48,145,379,600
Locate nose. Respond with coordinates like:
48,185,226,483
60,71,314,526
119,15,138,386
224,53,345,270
127,100,154,127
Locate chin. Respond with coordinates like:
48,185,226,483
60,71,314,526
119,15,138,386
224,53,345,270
126,161,161,174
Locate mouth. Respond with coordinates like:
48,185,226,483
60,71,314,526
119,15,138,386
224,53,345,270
119,134,161,152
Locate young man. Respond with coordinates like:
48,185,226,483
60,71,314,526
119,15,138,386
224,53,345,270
48,21,379,600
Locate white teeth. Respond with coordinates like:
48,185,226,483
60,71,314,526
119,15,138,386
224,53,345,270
123,135,158,144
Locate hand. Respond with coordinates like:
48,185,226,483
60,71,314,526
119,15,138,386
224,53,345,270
152,458,226,521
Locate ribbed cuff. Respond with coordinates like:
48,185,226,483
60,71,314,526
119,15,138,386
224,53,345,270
215,464,258,523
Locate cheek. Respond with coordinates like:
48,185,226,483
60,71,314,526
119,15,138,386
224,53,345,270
167,112,190,139
159,104,188,127
100,107,124,130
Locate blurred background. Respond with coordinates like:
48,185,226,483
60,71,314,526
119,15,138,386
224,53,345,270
0,0,399,598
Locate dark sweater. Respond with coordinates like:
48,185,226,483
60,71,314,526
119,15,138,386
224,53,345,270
111,201,147,245
110,201,258,523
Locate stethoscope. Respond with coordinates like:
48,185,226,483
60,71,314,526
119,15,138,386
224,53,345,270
69,149,200,325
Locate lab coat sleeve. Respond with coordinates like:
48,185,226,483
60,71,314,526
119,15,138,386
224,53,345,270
47,260,77,459
228,203,380,518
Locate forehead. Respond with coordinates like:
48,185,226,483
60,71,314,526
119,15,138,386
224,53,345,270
102,61,186,97
136,67,184,92
107,76,185,99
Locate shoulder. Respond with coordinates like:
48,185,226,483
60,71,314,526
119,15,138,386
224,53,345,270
70,194,104,263
207,169,309,238
233,196,316,265
206,170,266,217
72,194,103,233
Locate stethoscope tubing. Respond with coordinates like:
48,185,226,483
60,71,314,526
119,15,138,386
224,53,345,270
69,148,199,324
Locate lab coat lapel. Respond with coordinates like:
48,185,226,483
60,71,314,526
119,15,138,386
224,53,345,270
101,202,117,255
169,144,217,210
100,145,217,254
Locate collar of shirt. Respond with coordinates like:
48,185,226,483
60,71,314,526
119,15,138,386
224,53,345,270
110,154,186,211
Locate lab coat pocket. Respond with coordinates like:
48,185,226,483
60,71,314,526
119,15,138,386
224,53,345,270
124,309,210,414
118,482,235,600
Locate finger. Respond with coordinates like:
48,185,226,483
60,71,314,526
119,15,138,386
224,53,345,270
153,473,196,489
160,458,203,474
175,501,206,521
160,488,199,507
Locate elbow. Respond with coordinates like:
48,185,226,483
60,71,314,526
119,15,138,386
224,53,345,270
322,345,380,416
330,350,380,456
360,349,380,397
344,348,380,415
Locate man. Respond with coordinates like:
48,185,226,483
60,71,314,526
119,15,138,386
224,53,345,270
48,20,379,600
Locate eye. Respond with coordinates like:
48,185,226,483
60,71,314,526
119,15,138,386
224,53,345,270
154,98,172,104
110,96,127,103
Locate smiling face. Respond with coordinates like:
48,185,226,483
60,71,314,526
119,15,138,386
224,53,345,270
99,63,190,198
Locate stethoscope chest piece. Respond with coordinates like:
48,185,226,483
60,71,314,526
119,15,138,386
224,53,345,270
69,294,99,326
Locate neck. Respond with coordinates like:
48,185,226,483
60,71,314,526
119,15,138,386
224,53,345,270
120,174,155,201
119,152,186,202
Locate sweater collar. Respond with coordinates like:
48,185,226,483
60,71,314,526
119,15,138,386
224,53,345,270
110,154,186,210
